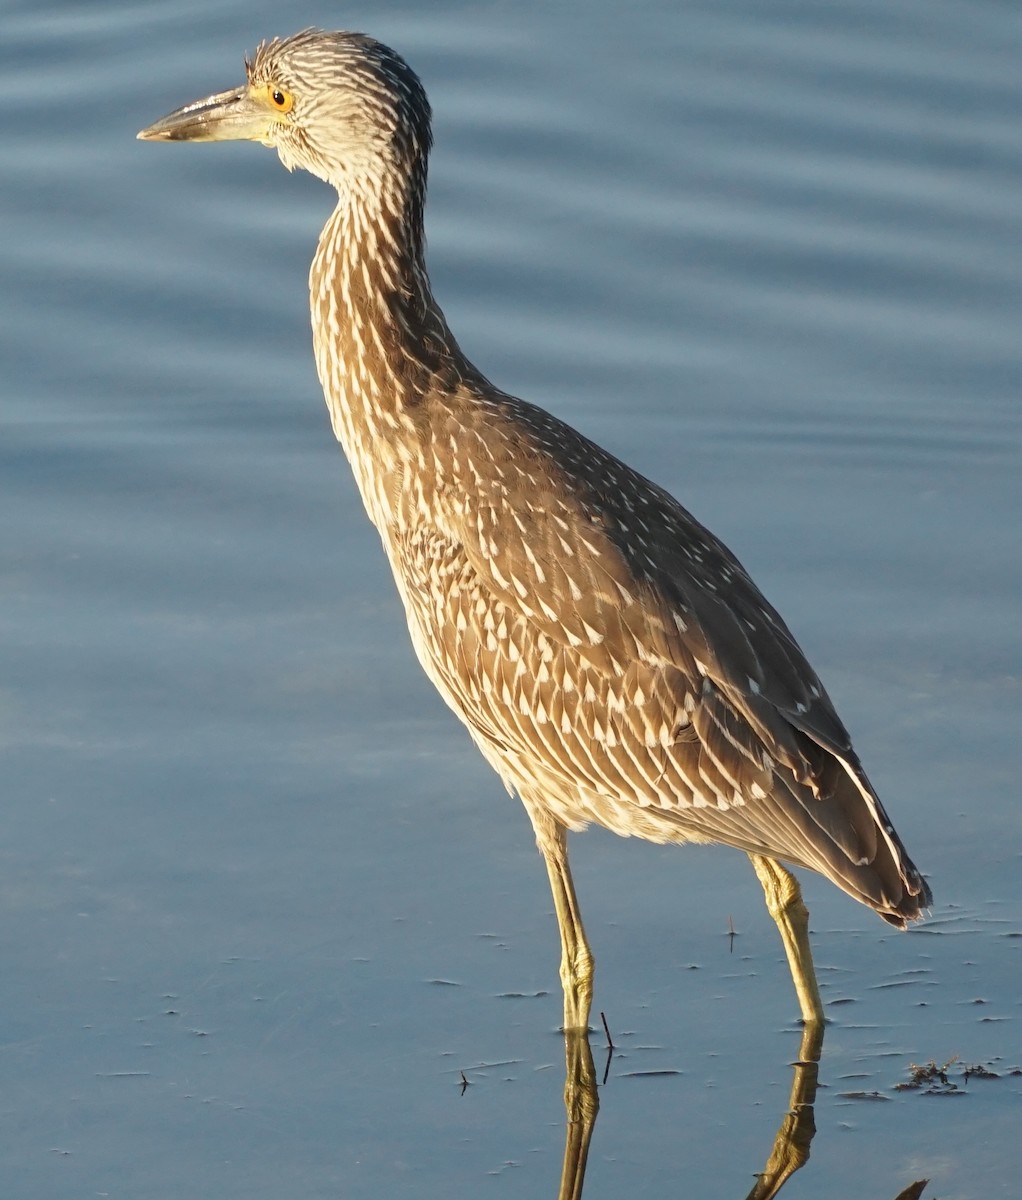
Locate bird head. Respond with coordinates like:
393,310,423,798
137,29,432,194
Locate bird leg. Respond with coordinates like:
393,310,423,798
749,855,825,1026
523,800,595,1032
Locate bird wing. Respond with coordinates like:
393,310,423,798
429,394,851,763
405,394,926,919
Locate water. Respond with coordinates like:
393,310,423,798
2,1,1020,1197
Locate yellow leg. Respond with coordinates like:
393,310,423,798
749,855,824,1026
523,799,594,1032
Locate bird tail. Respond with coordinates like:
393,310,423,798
675,732,932,928
768,743,932,928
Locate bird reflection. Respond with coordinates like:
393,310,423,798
554,1022,822,1200
548,1019,928,1199
743,1022,823,1200
557,1031,601,1200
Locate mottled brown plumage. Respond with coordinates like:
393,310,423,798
139,29,931,1031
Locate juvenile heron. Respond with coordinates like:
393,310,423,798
139,29,931,1033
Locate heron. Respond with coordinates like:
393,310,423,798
139,29,931,1035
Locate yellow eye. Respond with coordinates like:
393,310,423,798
266,85,294,113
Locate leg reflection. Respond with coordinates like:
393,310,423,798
745,1020,824,1200
557,1029,599,1200
551,1020,824,1200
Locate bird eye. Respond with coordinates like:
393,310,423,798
268,86,294,113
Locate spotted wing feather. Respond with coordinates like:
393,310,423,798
408,391,929,924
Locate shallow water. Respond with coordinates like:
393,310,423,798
2,1,1020,1197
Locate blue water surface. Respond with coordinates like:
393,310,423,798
2,2,1020,1197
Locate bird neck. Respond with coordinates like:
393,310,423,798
310,178,459,530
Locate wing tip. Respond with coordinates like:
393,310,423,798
875,870,933,930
